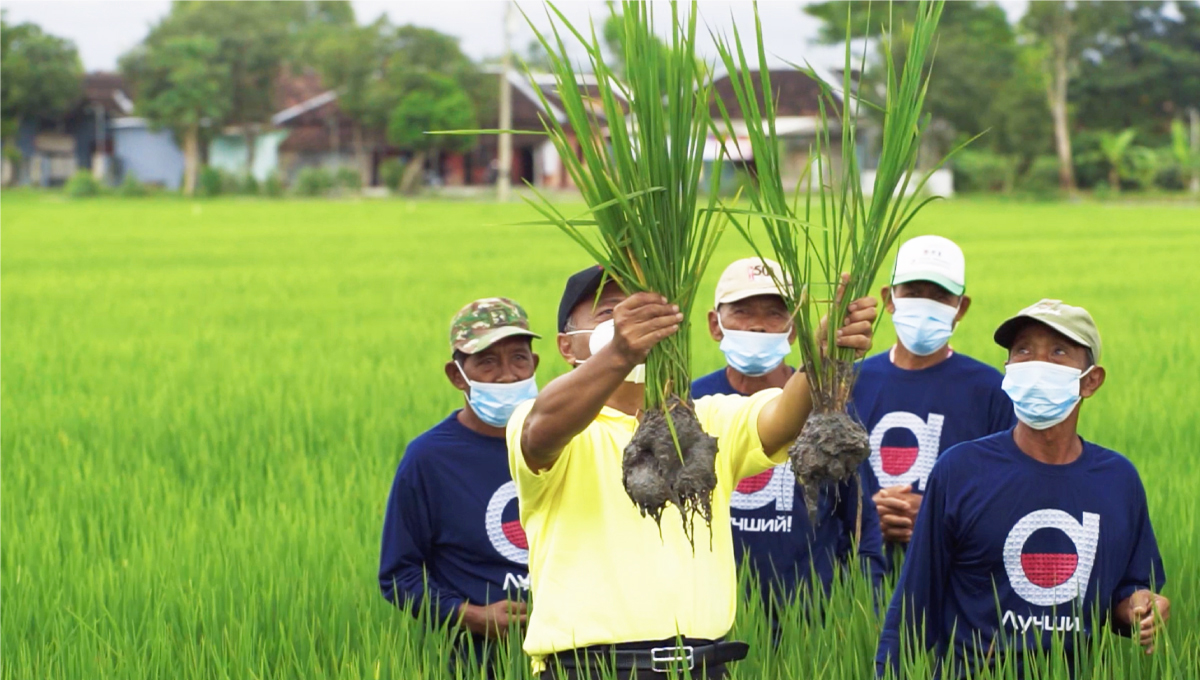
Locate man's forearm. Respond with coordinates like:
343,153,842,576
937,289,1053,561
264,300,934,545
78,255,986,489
520,344,632,469
756,369,814,455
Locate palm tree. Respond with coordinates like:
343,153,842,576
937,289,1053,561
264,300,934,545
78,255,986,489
1097,128,1137,192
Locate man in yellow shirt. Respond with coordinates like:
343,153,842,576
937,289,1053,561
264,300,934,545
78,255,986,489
507,265,877,678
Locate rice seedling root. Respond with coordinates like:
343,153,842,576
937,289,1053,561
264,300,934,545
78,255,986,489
623,396,718,545
789,410,870,522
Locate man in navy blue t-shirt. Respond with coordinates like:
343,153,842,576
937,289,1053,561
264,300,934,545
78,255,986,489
380,297,541,649
878,299,1169,677
851,236,1014,562
693,257,885,608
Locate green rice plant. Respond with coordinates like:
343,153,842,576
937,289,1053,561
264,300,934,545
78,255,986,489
518,1,729,540
713,0,957,517
2,195,1198,679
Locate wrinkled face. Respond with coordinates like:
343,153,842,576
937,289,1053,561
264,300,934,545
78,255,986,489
451,337,537,387
559,281,627,365
708,294,796,344
1006,322,1091,371
719,295,791,333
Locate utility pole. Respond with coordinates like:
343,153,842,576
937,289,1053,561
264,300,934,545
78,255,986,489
497,1,514,202
1190,107,1199,196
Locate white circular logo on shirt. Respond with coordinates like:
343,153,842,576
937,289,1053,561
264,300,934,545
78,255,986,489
485,481,528,565
730,465,795,511
868,412,945,489
1002,509,1100,606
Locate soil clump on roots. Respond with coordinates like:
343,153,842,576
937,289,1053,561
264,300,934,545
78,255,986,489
622,396,718,547
789,410,870,522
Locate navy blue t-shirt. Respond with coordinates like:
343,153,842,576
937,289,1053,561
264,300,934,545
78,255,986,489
850,351,1015,499
379,412,529,624
692,368,885,602
877,431,1166,678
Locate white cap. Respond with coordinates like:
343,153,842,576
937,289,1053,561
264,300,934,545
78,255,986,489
714,257,789,307
891,235,965,295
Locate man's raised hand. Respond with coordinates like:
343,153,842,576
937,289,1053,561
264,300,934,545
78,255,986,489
610,293,683,366
818,274,878,357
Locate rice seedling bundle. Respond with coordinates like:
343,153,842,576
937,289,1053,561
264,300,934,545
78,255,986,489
714,0,957,519
522,1,728,543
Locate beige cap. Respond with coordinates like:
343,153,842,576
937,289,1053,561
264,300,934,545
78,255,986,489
714,257,789,307
994,299,1102,364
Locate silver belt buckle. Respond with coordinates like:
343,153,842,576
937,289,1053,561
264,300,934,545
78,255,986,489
650,645,695,673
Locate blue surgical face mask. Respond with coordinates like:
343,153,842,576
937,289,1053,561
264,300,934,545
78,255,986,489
717,318,791,377
891,296,959,356
1002,361,1094,430
456,362,539,428
564,319,645,383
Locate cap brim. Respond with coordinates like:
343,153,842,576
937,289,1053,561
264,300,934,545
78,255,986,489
891,271,965,296
993,315,1090,352
456,326,541,354
716,288,786,306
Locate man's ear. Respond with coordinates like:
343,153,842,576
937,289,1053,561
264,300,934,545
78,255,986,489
532,353,540,372
708,308,723,341
881,286,895,314
557,333,578,366
787,319,798,345
954,295,972,324
445,360,469,391
1080,365,1106,398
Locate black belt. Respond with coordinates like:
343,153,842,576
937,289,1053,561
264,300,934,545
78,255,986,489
547,638,749,674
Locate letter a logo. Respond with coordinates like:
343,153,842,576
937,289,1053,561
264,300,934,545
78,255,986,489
868,412,945,490
485,482,529,565
1003,509,1100,606
731,465,795,511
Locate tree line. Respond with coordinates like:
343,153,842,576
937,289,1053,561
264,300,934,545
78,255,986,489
2,2,490,195
805,0,1200,195
4,1,1199,197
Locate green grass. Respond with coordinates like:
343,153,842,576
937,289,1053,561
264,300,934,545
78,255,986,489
2,192,1198,678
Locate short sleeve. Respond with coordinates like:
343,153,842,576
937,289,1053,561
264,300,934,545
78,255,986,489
506,399,572,521
696,389,781,483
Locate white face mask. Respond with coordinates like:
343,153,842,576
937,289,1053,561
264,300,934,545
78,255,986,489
717,317,791,377
455,362,539,428
1002,361,1094,430
891,297,959,356
565,319,645,383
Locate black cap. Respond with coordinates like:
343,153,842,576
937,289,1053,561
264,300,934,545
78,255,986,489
557,265,606,332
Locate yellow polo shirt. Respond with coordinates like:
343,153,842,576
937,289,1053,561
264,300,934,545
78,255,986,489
506,390,784,669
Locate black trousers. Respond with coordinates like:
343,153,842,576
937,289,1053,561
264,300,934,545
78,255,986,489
539,662,729,680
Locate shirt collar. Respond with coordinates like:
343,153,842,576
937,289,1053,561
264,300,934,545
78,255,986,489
598,405,638,422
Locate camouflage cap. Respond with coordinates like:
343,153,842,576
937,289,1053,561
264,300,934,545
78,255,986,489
450,297,541,355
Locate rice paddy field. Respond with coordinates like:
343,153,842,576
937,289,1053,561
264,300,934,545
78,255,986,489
2,191,1198,679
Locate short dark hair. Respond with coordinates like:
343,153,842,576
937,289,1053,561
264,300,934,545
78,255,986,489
452,349,468,365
